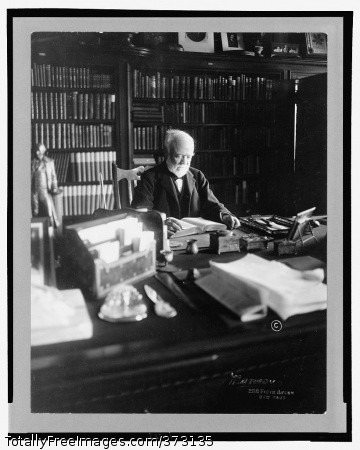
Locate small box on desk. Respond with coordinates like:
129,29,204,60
64,213,156,299
274,239,298,256
239,234,273,251
209,231,240,254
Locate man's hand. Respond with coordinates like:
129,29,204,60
222,214,240,230
165,217,183,236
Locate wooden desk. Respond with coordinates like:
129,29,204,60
31,225,327,413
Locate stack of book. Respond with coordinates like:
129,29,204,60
132,102,164,122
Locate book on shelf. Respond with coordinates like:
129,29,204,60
80,152,86,182
95,93,101,119
131,101,277,127
32,123,114,151
132,68,276,101
31,63,113,89
68,151,115,183
133,156,157,168
170,217,227,239
62,183,114,217
132,101,164,122
75,153,82,182
111,94,116,119
53,152,71,184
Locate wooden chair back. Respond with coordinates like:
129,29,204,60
112,163,141,209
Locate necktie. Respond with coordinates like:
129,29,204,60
175,178,183,192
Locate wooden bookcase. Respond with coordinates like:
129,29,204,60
31,35,327,218
128,65,282,215
126,52,327,216
31,52,118,219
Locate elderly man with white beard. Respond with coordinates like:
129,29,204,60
131,129,240,236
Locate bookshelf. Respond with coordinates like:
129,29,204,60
31,34,327,218
31,59,117,218
128,64,283,215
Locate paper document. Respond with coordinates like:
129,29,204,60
31,286,93,346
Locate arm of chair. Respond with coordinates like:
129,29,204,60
117,166,145,182
112,164,146,209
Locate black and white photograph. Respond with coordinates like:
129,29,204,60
8,8,353,446
221,32,245,51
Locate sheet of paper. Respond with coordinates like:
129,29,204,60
31,287,93,346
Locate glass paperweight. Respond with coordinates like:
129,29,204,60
98,285,147,322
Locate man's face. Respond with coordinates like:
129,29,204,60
166,140,194,178
35,145,47,161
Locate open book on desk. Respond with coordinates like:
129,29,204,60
195,254,327,321
170,217,227,239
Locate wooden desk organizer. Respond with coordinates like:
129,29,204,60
64,213,156,299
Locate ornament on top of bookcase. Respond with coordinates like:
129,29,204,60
178,33,214,53
305,33,327,59
122,33,152,56
254,33,266,58
271,42,300,58
142,33,184,52
124,33,139,48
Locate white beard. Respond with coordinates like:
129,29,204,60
167,162,190,178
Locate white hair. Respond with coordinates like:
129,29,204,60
164,129,194,156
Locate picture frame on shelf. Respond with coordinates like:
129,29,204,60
221,32,245,51
305,33,327,58
178,32,214,53
271,42,300,58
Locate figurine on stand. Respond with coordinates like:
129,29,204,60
31,143,61,228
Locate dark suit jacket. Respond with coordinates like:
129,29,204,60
131,162,232,222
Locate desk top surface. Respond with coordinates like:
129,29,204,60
31,223,327,413
32,224,327,365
